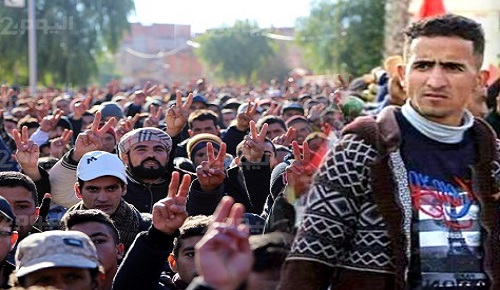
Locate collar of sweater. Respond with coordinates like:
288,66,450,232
401,100,474,144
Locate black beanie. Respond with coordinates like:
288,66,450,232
56,116,73,131
270,161,290,200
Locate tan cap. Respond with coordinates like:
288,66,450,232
15,230,102,277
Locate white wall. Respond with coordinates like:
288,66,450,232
409,0,500,68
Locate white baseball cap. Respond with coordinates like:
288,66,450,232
77,151,127,184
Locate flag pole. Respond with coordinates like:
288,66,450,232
28,0,37,96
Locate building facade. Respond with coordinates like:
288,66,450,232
115,23,204,86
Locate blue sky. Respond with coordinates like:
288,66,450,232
131,0,314,33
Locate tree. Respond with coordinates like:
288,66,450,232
0,0,134,86
194,20,275,84
384,0,411,58
295,0,387,77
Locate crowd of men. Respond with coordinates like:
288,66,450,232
0,13,499,290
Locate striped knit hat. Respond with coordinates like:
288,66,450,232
187,133,222,162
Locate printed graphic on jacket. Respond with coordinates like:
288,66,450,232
410,171,487,289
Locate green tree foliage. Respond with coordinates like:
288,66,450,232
194,20,275,84
0,0,134,86
296,0,386,77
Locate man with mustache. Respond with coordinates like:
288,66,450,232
280,14,497,290
115,92,194,213
50,123,182,214
49,93,193,213
117,127,181,213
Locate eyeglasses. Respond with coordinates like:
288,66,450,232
0,231,12,237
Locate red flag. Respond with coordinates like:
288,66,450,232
487,64,499,87
418,0,446,19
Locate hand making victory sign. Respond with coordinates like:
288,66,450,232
285,141,316,201
143,81,159,98
50,129,73,159
73,91,94,121
152,172,191,235
242,120,268,163
165,90,192,137
272,127,297,147
195,196,252,290
13,126,41,180
262,101,281,117
73,111,116,161
0,84,14,108
38,109,64,133
196,142,227,192
236,100,259,132
115,114,140,142
330,74,353,108
143,104,163,128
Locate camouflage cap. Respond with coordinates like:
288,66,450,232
15,230,102,277
118,127,172,155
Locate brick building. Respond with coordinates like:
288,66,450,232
116,23,204,86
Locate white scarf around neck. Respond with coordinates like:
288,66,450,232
400,100,474,144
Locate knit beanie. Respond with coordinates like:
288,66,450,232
56,116,73,131
341,96,365,118
99,102,124,120
270,161,290,199
186,133,222,162
284,115,309,128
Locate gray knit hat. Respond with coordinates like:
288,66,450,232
99,102,124,119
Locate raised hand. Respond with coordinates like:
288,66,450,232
38,193,52,222
272,127,296,147
242,120,268,163
262,101,280,117
73,95,93,120
143,81,159,97
307,103,326,123
285,141,316,202
33,98,51,119
152,172,191,235
146,83,160,97
143,104,163,128
39,109,64,133
73,111,116,161
236,100,259,132
50,129,73,159
321,122,332,136
13,126,41,180
165,90,192,137
0,84,14,108
337,74,353,90
329,74,353,106
107,80,119,96
115,114,140,143
195,196,252,290
196,142,227,192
